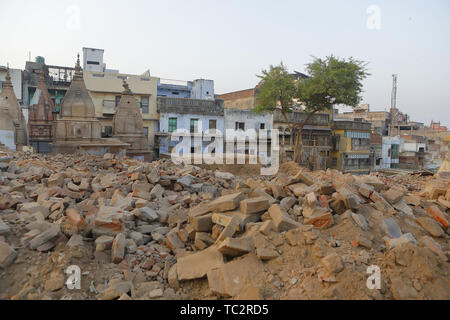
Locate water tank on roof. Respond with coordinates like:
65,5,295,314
35,56,45,64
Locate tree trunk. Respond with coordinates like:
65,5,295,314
293,110,318,163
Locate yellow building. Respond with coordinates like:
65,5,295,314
330,119,372,174
83,71,159,151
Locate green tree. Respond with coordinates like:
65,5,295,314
255,56,369,162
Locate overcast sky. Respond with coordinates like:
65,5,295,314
1,0,449,126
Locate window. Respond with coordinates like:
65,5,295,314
141,96,149,114
143,127,149,137
168,118,177,132
171,92,180,95
115,96,121,107
260,123,265,130
332,157,337,166
102,126,113,138
235,122,245,130
190,119,199,133
209,119,217,130
87,61,100,65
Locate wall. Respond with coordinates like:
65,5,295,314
224,109,273,132
401,142,426,152
0,129,15,150
217,88,255,110
191,79,214,100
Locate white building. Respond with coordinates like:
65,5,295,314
190,79,214,100
157,97,224,156
82,47,107,73
381,136,401,169
224,108,274,161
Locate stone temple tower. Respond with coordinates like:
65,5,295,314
0,66,27,150
51,54,128,155
28,67,57,153
112,80,152,160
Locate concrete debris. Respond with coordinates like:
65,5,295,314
0,151,449,300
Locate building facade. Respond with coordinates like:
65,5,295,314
274,109,332,170
330,119,372,174
157,97,224,157
381,136,401,169
339,104,391,136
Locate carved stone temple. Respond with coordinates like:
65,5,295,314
28,67,56,153
112,80,152,160
0,66,27,150
51,54,129,155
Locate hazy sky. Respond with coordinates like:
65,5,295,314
1,0,449,126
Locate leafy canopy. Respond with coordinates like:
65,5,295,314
255,56,370,116
254,62,297,114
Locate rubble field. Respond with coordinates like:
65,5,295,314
0,149,449,300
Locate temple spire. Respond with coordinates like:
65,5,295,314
122,79,132,95
73,53,83,79
3,64,13,88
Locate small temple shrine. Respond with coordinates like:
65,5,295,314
28,67,56,153
112,80,152,160
0,66,27,150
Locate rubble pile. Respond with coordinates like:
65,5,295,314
0,150,449,300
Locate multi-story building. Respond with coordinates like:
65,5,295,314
274,109,332,170
22,57,75,113
83,70,159,153
157,97,224,157
430,121,448,132
381,136,401,169
330,119,372,174
339,104,391,136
